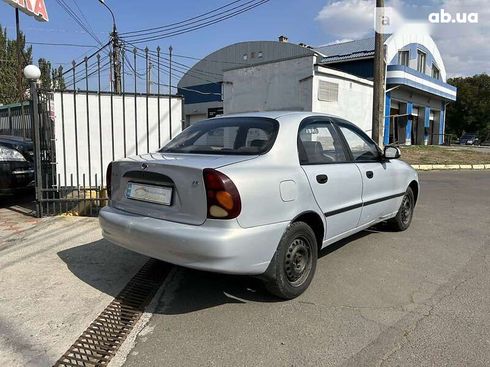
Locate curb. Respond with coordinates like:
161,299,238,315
411,164,490,171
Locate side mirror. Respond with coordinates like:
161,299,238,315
384,146,401,159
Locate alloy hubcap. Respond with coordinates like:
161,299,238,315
285,237,312,286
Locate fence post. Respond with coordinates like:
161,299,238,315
8,106,12,135
29,79,43,218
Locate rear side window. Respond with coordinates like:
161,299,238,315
298,119,348,164
160,117,279,155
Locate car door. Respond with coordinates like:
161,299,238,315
298,117,363,242
335,120,406,226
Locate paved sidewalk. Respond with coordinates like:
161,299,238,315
0,195,39,242
0,216,147,367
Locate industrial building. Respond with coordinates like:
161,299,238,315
178,31,457,145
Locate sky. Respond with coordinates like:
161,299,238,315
1,0,488,85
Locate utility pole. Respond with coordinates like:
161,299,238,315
99,0,121,93
169,45,173,140
372,0,386,146
16,8,22,100
112,29,122,94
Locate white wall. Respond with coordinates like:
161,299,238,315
223,56,315,114
223,57,374,134
312,66,374,133
53,92,182,187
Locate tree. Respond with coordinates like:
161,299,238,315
0,24,65,104
38,57,52,90
38,58,66,91
0,25,32,104
447,74,490,142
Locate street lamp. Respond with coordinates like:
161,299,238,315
23,64,43,216
98,0,121,93
24,64,41,81
98,0,117,33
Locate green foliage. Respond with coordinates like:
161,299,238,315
0,24,65,104
38,58,65,91
447,74,490,142
0,25,32,104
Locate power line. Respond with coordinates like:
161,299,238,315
119,0,270,44
127,46,221,85
120,0,244,35
55,0,104,47
61,42,111,76
64,60,112,89
70,0,95,36
121,51,222,97
26,41,98,48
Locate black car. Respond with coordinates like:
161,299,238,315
459,133,479,145
0,135,35,195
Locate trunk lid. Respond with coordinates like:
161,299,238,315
110,153,255,225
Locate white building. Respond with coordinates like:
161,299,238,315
223,55,373,132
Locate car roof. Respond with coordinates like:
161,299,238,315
213,111,345,123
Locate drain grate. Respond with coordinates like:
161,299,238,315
54,259,171,367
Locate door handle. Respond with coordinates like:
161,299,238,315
316,174,328,184
366,171,374,179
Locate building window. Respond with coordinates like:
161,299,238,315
258,51,263,58
417,50,426,73
398,50,409,66
242,53,248,61
432,64,440,79
251,52,256,59
318,80,339,102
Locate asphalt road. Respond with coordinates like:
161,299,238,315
119,171,490,367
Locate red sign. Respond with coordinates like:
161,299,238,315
3,0,49,22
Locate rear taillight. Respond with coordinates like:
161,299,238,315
203,168,241,219
106,162,113,199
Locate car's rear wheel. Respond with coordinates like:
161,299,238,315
264,221,317,299
387,187,415,231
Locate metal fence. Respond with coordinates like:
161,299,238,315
0,102,32,138
28,43,184,217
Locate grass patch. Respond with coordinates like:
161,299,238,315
400,145,490,165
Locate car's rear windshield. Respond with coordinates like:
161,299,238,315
160,117,279,155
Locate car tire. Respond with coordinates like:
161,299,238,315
387,187,415,231
263,221,318,300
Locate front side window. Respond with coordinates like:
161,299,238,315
417,50,426,73
161,118,279,155
298,120,348,164
338,124,380,162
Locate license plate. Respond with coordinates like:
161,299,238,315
126,182,172,206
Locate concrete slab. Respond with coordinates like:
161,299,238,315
117,171,490,367
0,193,39,241
0,216,147,367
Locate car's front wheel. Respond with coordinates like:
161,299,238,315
264,221,318,299
387,187,415,231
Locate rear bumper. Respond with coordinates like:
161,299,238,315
99,206,288,275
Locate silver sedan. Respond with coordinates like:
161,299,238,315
99,112,419,299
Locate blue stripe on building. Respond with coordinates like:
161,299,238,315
424,106,431,144
440,101,446,144
384,92,391,146
406,102,413,145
